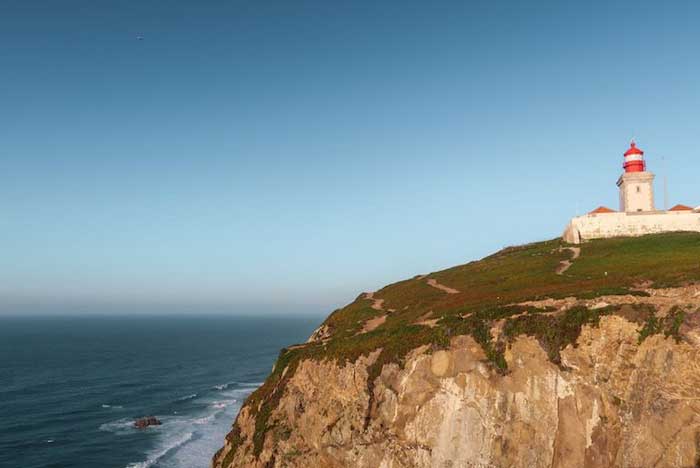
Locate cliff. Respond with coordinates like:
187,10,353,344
214,233,700,468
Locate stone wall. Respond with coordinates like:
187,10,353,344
563,210,700,244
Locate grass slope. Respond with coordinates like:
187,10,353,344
231,232,700,458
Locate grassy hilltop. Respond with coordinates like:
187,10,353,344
227,232,700,458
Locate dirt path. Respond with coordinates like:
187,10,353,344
426,278,460,294
360,314,387,333
357,292,391,335
517,284,700,316
415,311,440,328
556,247,581,275
364,292,385,310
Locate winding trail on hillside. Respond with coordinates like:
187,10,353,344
556,247,581,275
364,292,385,310
360,314,387,333
518,284,700,317
426,278,460,294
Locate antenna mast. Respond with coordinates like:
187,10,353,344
662,155,668,211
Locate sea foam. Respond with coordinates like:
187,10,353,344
175,393,198,402
125,431,194,468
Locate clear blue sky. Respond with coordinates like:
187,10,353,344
2,1,699,314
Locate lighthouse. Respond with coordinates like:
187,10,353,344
617,141,655,212
562,140,699,244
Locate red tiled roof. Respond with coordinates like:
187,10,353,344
589,206,616,214
669,204,694,211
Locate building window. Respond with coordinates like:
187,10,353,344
636,186,641,193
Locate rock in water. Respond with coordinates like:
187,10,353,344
213,233,700,468
134,416,161,429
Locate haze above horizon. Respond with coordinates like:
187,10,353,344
2,0,700,315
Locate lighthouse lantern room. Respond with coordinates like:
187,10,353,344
623,141,646,172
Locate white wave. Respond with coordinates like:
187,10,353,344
238,381,264,387
46,439,54,443
218,388,257,402
125,431,194,468
160,404,244,468
176,393,198,402
117,386,258,468
102,404,124,409
99,418,136,434
209,400,235,410
213,381,262,391
193,414,216,425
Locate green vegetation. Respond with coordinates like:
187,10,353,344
221,425,243,467
283,449,302,461
638,307,686,343
226,232,700,458
502,306,615,364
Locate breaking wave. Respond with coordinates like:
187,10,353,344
106,385,256,468
212,383,232,391
125,431,194,468
175,393,197,402
99,418,137,435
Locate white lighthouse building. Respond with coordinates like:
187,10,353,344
617,142,655,212
563,142,700,244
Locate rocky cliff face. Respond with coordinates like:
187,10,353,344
213,234,700,468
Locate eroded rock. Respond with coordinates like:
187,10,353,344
214,315,700,468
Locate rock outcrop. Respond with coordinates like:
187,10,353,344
214,315,700,468
134,416,161,429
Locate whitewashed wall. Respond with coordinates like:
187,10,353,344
562,211,700,244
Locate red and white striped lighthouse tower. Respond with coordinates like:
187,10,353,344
617,141,655,212
623,141,646,172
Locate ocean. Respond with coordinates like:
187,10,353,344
0,314,319,468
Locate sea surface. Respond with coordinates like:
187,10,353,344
0,314,319,468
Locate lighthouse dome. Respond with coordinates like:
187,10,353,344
624,142,644,156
